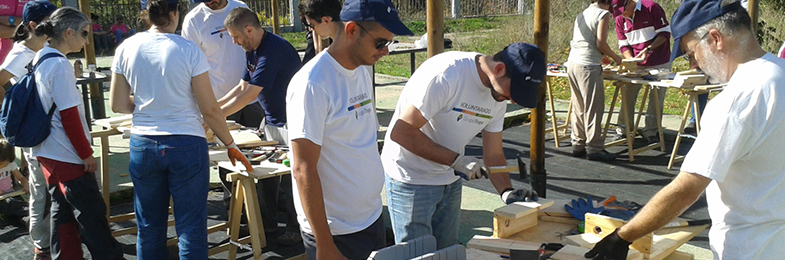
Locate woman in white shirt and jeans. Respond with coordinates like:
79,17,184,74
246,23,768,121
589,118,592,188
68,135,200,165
109,0,253,258
31,7,124,259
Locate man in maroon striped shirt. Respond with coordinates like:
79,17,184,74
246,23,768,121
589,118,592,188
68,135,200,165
610,0,671,144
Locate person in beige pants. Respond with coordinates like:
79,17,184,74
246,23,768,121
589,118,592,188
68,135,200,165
566,0,622,161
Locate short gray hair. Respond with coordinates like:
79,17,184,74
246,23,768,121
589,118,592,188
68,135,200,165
692,0,753,44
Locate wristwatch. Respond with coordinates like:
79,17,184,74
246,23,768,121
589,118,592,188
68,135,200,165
8,16,14,27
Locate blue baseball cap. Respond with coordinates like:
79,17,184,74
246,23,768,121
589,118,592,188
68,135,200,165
23,0,56,25
339,0,413,36
501,43,546,108
669,0,744,62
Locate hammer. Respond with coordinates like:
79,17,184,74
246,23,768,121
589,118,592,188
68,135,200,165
480,153,527,180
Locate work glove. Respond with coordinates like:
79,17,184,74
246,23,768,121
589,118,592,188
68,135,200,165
501,188,539,204
584,229,631,260
602,196,643,212
226,141,253,172
565,196,604,221
450,155,483,180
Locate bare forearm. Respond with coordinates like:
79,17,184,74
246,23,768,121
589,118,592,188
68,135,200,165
203,106,233,144
648,35,668,50
622,50,634,59
618,171,710,241
290,140,335,248
598,42,621,63
390,119,458,166
220,93,256,117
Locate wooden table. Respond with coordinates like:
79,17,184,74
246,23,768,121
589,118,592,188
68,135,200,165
663,84,724,169
216,160,291,260
76,72,111,121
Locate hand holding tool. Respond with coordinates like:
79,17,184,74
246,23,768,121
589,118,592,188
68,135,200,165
501,188,539,204
584,229,631,260
451,155,483,180
564,196,604,221
226,141,253,172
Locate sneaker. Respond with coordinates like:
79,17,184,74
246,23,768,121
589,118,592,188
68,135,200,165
572,148,586,158
586,150,617,161
34,247,51,260
277,231,302,247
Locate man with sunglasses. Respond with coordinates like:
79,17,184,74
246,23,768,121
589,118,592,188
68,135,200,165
286,0,412,258
585,1,785,259
609,0,671,144
220,7,302,242
380,43,545,249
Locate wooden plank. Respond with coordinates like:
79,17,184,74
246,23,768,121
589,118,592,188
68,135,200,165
465,248,500,260
285,254,308,260
495,203,537,219
585,213,653,254
466,235,538,254
0,190,24,200
648,225,707,260
493,211,538,238
539,199,581,218
551,244,643,260
539,215,581,225
494,199,554,219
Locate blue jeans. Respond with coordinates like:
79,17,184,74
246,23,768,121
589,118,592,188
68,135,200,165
385,174,462,249
129,134,209,260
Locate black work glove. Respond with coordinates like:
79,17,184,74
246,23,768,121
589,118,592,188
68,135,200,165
584,229,632,260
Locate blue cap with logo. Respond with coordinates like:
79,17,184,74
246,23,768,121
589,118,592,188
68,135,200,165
340,0,414,36
23,0,57,25
502,43,546,108
669,0,744,62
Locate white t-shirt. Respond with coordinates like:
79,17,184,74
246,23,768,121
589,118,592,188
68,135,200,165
681,53,785,260
0,42,34,84
380,52,506,185
182,0,250,101
31,47,90,165
112,32,211,137
286,51,383,235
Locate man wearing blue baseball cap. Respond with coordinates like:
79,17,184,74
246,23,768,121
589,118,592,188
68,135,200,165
286,0,412,258
585,1,785,259
380,43,545,249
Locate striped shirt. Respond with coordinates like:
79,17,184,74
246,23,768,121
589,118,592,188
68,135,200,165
614,0,671,67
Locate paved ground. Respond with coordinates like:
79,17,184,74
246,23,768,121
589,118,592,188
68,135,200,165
0,56,712,259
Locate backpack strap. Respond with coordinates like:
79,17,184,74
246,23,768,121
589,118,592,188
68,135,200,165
33,52,66,116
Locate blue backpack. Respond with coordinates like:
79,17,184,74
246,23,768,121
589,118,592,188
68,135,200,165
0,53,64,147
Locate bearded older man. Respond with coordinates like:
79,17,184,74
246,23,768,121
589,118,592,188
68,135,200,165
584,0,785,259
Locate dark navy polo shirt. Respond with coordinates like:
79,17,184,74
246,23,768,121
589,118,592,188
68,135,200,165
244,30,301,127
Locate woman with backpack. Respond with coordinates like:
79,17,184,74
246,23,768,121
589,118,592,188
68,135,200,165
0,1,57,258
31,7,124,260
109,0,253,258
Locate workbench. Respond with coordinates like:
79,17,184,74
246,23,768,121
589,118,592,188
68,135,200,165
469,199,708,260
546,69,716,162
216,160,291,260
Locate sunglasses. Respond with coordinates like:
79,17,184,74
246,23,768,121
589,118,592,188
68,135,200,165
300,17,313,29
81,30,90,39
355,23,394,50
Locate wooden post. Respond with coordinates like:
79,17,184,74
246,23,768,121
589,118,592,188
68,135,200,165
77,0,102,119
530,0,549,197
426,0,444,58
272,0,280,34
747,0,759,36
